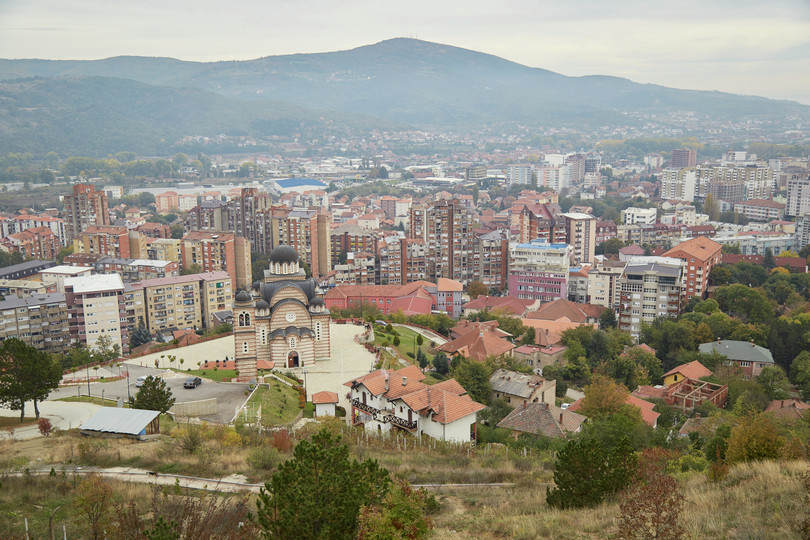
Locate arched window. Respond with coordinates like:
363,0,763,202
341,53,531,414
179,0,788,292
282,263,288,274
238,313,244,326
289,336,296,349
243,313,250,326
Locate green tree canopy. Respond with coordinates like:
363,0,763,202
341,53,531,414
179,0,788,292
128,375,175,413
255,429,391,539
0,338,62,421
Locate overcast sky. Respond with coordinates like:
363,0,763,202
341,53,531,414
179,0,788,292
2,0,809,104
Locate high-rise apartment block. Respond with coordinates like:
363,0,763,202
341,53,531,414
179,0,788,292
517,204,567,244
662,237,722,301
787,178,810,217
63,184,111,241
671,148,697,168
180,231,251,290
618,257,684,338
424,200,475,283
0,227,62,260
508,240,572,302
72,225,145,259
562,213,596,265
794,214,810,252
660,168,697,202
65,274,128,353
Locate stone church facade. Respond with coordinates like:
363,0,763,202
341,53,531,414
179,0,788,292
233,245,331,382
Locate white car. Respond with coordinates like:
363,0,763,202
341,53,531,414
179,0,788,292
135,376,147,387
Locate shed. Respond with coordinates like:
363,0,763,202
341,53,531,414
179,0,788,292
312,391,339,417
79,408,161,438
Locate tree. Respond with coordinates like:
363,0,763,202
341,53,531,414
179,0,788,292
432,352,449,375
725,414,784,464
714,284,773,324
790,351,810,400
170,224,184,239
598,308,617,330
466,281,488,300
255,429,391,539
128,375,175,413
92,334,120,364
0,338,62,421
546,436,637,509
451,358,491,405
75,475,113,540
756,365,791,400
416,334,424,347
579,375,632,419
180,263,202,276
602,238,625,255
763,248,776,270
704,193,719,221
130,322,153,349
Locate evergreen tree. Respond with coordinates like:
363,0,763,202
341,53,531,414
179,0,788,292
128,376,175,413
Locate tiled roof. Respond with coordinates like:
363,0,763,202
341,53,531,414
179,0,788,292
325,281,436,300
398,386,485,424
663,237,722,262
490,369,548,399
527,299,604,324
437,325,515,362
463,295,532,315
764,399,809,420
663,360,713,381
521,318,586,339
497,402,585,437
437,278,463,292
312,391,339,404
389,295,433,316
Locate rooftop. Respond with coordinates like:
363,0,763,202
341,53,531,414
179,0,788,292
66,274,124,294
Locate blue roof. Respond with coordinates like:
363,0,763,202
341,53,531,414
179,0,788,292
275,178,326,189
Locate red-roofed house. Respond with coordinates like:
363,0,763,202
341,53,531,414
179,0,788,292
324,281,437,315
344,365,485,443
312,391,339,417
527,298,605,324
437,323,515,362
663,361,713,387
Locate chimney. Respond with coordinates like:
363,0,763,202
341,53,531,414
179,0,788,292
402,376,407,386
523,401,527,409
559,412,563,425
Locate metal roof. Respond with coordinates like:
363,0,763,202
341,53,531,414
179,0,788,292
698,341,774,364
79,408,161,435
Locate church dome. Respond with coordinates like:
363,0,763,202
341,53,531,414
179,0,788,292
310,297,324,307
269,245,298,264
255,299,270,310
235,290,252,303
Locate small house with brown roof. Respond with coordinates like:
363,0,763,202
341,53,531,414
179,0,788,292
663,360,713,387
343,365,485,443
526,298,605,325
497,402,586,438
513,344,567,371
462,295,535,318
312,391,339,417
436,323,515,362
490,368,556,409
568,394,660,428
764,399,810,421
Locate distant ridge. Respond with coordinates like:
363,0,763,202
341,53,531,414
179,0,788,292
0,38,807,154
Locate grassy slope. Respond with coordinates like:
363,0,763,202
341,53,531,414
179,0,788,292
246,381,301,426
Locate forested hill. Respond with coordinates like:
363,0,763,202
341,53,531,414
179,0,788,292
2,38,808,130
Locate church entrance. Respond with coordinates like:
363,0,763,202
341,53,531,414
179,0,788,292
287,351,300,368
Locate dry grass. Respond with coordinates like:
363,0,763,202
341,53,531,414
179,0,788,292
429,459,810,539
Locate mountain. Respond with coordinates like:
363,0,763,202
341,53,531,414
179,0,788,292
0,38,808,154
0,76,400,156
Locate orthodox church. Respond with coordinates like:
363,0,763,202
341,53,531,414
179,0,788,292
233,245,331,382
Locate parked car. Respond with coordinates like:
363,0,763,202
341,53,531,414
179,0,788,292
135,376,147,387
184,376,202,389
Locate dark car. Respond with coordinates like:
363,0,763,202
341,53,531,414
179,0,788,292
183,376,202,388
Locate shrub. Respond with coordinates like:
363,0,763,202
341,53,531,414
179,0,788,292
248,446,282,471
37,417,52,437
178,424,204,454
271,429,293,453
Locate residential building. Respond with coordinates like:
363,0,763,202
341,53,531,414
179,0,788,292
0,260,57,280
517,204,567,244
331,224,379,266
662,237,722,300
147,238,183,263
562,213,596,265
587,260,626,310
430,278,463,318
63,184,111,241
72,225,143,259
186,200,229,232
490,368,556,409
526,298,604,325
65,274,128,353
0,227,62,260
733,199,786,222
178,195,198,212
621,207,657,225
473,229,509,292
698,339,775,379
506,164,534,186
0,293,70,353
786,178,810,217
93,258,179,282
129,271,232,334
462,295,534,318
345,365,485,443
436,321,515,362
671,148,697,168
0,279,57,298
663,360,713,387
424,200,475,284
508,240,572,302
180,231,251,289
324,281,437,316
155,191,179,213
497,402,586,438
794,214,810,252
39,265,94,292
617,257,684,338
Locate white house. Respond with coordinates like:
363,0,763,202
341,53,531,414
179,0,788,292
344,365,485,443
312,391,338,417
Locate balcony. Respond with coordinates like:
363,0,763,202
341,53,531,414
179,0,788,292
351,398,379,417
385,414,417,431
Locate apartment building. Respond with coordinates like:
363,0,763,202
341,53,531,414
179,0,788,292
0,227,62,260
65,274,128,353
72,225,147,259
331,224,379,267
128,271,233,334
506,164,534,186
517,204,567,244
180,231,251,289
795,214,810,252
63,184,111,241
671,148,697,168
587,260,626,311
474,229,509,292
733,199,786,222
147,238,183,263
562,213,596,265
0,214,69,246
378,236,428,285
621,207,657,225
39,265,93,293
786,178,810,217
697,165,774,202
0,293,71,353
660,168,698,202
618,257,684,338
155,191,179,213
662,237,722,300
508,240,572,302
425,200,475,284
93,258,179,282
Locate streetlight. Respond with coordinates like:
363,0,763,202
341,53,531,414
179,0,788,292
302,369,308,400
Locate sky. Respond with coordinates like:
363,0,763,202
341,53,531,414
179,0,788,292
1,0,809,104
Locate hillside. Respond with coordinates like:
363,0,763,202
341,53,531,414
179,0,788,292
0,76,399,155
2,38,808,129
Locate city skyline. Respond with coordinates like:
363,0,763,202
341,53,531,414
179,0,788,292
1,0,809,105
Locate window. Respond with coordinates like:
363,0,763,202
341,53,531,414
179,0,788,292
739,361,751,367
289,336,296,349
242,342,248,354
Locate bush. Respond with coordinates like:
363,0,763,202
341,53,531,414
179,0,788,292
271,429,294,453
178,424,204,454
37,417,52,437
247,446,282,471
